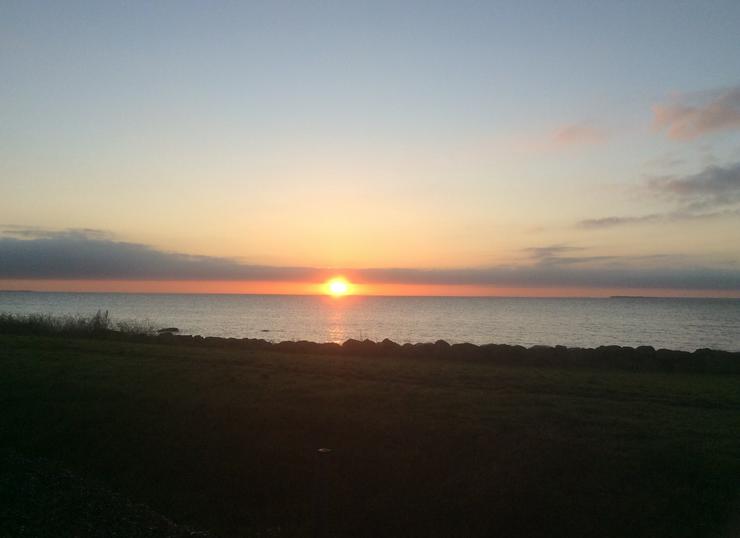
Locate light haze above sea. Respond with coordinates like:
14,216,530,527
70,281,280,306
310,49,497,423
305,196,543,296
1,292,739,352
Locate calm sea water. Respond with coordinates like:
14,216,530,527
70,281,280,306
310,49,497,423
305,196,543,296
1,292,739,351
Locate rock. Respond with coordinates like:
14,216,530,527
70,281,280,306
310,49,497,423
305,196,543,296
379,338,401,356
317,342,342,354
342,339,379,356
411,342,436,357
342,338,363,354
450,342,482,360
274,340,320,354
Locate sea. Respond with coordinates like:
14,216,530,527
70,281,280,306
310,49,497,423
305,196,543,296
2,291,739,352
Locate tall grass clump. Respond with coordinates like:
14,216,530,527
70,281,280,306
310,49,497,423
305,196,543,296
0,310,156,338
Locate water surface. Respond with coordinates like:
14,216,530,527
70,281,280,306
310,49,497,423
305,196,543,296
1,292,738,351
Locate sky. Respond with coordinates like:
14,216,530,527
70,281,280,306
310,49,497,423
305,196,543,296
1,1,740,296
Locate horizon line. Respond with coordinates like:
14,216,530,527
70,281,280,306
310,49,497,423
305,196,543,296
2,289,738,300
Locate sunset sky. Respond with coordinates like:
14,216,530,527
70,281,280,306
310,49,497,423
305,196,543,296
2,1,740,296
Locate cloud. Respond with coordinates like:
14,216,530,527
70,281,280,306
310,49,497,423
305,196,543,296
0,228,319,281
653,87,740,140
647,161,740,210
643,153,685,170
578,161,740,228
550,122,607,147
578,214,662,229
0,228,738,291
522,245,585,258
0,226,113,241
578,209,740,229
345,261,739,291
520,244,613,266
495,121,608,155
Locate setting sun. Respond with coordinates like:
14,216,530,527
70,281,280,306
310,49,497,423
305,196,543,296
326,277,351,297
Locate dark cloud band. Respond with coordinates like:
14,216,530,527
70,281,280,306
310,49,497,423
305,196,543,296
1,230,738,291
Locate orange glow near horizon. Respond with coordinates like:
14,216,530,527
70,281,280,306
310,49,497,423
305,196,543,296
1,279,740,298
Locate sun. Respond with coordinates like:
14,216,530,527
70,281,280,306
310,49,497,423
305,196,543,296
326,277,351,297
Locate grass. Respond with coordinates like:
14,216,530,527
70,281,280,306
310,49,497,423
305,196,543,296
0,451,209,537
0,311,157,338
0,333,739,537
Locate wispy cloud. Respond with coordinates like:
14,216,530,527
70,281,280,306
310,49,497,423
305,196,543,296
646,161,740,210
522,245,585,258
0,226,113,241
520,244,613,266
653,86,740,140
550,122,607,147
578,209,740,229
1,228,737,291
578,161,740,229
493,121,608,156
643,153,685,170
578,214,662,229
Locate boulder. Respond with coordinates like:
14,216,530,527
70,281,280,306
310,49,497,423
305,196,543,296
450,342,482,360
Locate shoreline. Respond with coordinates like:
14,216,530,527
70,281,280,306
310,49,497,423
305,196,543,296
8,329,738,373
149,333,740,373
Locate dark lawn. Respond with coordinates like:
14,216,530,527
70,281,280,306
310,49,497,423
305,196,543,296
0,334,738,537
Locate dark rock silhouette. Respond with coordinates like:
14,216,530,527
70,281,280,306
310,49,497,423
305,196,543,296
4,316,735,373
379,338,401,354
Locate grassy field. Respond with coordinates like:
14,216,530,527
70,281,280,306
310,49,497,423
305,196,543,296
1,334,739,537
